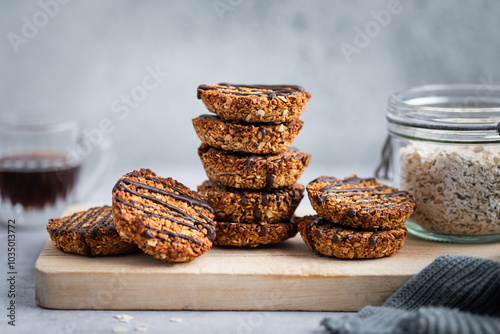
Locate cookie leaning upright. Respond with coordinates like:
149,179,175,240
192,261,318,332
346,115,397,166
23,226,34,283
197,83,311,123
112,168,216,262
47,205,138,256
307,175,416,230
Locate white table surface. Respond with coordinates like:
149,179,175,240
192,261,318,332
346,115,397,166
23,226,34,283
1,164,374,334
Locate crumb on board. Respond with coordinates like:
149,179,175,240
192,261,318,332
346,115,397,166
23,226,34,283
114,314,134,323
135,324,148,332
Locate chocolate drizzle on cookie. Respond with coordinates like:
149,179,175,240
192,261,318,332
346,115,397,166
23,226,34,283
200,145,309,190
368,232,379,247
305,216,323,254
53,205,115,256
197,114,290,127
312,175,416,217
299,215,408,259
113,170,216,243
202,181,303,223
197,83,305,100
264,163,275,190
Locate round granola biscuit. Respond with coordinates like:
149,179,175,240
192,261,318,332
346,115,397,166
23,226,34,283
197,181,304,224
214,219,298,247
47,205,138,256
297,215,408,259
112,168,216,263
198,144,311,189
197,83,311,123
307,175,416,230
192,115,303,154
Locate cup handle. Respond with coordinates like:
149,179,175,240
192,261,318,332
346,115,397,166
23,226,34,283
74,134,114,202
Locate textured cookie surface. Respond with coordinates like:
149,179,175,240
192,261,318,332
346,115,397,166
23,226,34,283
198,144,311,189
47,205,138,256
197,181,304,224
307,175,416,230
197,83,311,123
214,219,298,248
192,115,303,154
297,215,408,259
112,168,216,263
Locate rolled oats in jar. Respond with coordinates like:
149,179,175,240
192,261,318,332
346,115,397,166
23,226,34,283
378,84,500,243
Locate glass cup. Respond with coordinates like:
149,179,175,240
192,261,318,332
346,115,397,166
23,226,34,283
0,119,112,227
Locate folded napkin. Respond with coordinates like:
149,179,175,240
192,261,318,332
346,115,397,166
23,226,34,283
322,254,500,334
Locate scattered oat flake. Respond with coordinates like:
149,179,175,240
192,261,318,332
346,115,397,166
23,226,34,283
135,324,148,332
114,314,134,323
113,326,129,333
170,317,182,323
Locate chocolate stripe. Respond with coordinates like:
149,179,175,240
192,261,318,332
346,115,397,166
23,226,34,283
197,83,305,99
120,178,215,228
128,198,205,235
115,197,202,245
126,173,214,213
115,176,215,240
54,210,88,236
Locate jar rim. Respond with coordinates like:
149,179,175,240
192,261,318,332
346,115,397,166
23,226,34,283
387,84,500,142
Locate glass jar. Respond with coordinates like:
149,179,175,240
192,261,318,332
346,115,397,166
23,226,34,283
378,84,500,243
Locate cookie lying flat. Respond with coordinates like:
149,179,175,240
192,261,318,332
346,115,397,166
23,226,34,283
197,83,311,124
112,168,216,263
214,219,298,248
192,115,303,154
47,205,138,256
198,144,311,189
297,215,408,259
307,175,416,230
197,181,304,224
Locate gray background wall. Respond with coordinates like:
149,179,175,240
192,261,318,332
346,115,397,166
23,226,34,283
2,0,500,176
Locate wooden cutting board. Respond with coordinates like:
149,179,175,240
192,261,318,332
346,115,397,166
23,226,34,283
35,221,500,311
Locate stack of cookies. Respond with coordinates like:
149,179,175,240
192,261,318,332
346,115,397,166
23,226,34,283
297,175,416,258
193,83,312,247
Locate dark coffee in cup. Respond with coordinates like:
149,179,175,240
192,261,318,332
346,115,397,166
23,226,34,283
0,152,81,210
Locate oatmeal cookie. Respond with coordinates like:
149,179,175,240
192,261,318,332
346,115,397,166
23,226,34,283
47,205,138,256
214,219,298,247
112,168,216,263
198,144,311,189
192,115,303,154
307,175,416,230
297,215,408,259
197,83,311,123
197,181,304,224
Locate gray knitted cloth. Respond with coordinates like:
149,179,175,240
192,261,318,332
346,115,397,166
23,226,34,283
322,255,500,334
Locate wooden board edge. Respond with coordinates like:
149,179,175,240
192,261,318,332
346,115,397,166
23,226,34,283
34,265,413,311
